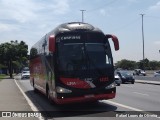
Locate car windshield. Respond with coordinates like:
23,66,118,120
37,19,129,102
22,71,30,74
120,71,132,76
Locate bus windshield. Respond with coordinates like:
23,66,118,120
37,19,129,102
57,34,113,77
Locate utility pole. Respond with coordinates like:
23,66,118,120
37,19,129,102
140,14,145,71
80,10,86,22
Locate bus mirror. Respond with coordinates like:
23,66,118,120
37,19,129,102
106,34,119,51
49,35,55,52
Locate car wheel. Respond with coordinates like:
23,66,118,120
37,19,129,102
117,83,120,86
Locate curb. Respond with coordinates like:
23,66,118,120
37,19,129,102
135,80,160,85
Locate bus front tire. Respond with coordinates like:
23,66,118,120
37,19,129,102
46,86,54,104
33,80,38,93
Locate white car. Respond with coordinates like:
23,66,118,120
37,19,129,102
21,71,30,79
133,69,146,76
154,71,160,77
115,74,122,86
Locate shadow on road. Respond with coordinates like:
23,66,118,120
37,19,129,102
25,90,118,118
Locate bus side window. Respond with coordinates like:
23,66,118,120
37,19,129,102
106,55,111,64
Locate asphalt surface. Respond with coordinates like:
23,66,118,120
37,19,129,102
0,78,39,120
0,75,160,120
111,83,160,111
135,76,160,82
135,76,160,85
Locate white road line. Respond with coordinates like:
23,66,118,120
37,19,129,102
14,79,43,120
14,79,159,119
133,92,149,96
102,100,160,119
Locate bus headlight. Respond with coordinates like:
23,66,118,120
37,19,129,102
56,86,72,93
105,82,116,89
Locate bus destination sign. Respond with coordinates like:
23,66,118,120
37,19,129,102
56,35,81,42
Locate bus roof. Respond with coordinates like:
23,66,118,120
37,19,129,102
31,22,104,51
48,22,104,36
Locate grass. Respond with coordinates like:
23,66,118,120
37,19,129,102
0,74,7,80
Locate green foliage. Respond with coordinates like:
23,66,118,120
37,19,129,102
115,59,137,70
149,61,160,70
0,40,28,78
0,74,7,80
115,59,160,70
0,64,7,69
30,47,38,59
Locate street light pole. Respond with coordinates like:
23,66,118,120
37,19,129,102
140,14,145,70
80,10,86,22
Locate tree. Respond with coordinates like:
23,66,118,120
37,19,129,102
115,59,160,70
115,59,137,70
137,58,149,70
0,40,28,78
30,47,38,59
149,61,160,70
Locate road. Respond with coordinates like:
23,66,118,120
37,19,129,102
135,76,160,81
14,75,160,120
112,83,160,111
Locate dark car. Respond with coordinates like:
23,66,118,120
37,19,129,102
117,71,135,84
154,71,160,77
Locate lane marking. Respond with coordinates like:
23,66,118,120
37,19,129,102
14,78,159,119
133,92,149,96
14,79,43,120
102,100,160,119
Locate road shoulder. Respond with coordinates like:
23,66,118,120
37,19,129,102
135,79,160,85
0,78,40,120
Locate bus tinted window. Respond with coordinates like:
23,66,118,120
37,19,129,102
57,33,113,77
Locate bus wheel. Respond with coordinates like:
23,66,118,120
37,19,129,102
46,86,52,103
47,89,50,100
33,80,38,93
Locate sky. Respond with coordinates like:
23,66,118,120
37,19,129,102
0,0,160,63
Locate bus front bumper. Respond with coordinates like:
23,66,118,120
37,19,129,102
53,92,116,104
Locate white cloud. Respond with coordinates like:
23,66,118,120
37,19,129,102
0,0,39,23
148,1,160,11
154,41,160,45
0,0,70,37
0,0,70,24
0,0,71,49
51,0,70,14
99,8,112,17
99,9,106,16
0,23,19,32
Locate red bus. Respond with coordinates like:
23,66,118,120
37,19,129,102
30,22,119,104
